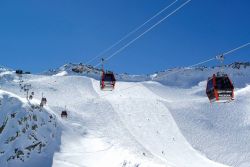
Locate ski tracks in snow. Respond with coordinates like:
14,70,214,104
93,79,228,167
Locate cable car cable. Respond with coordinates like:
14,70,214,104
223,42,250,56
97,42,250,98
84,0,178,65
153,42,250,80
94,0,192,68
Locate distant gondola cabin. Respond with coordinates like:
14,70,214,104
61,111,68,118
29,95,33,100
40,97,47,107
16,70,23,75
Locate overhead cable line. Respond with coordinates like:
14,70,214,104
98,42,250,98
85,0,178,65
94,0,192,68
153,42,250,80
223,42,250,56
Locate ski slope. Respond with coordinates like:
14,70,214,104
144,81,250,167
0,64,250,167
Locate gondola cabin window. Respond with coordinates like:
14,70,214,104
104,74,114,81
215,77,234,90
207,79,213,91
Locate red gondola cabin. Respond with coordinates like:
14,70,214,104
206,73,234,103
100,71,116,91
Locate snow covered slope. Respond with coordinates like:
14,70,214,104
92,80,228,167
0,62,250,167
0,90,60,167
144,81,250,167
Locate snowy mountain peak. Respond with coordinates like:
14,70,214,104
42,61,250,83
228,62,250,69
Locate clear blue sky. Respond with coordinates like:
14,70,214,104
0,0,250,74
